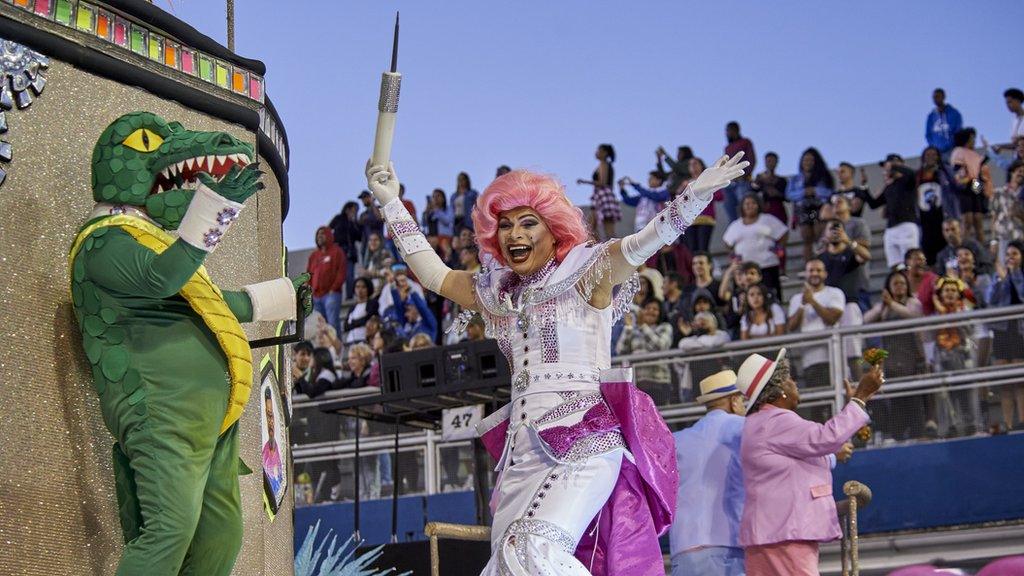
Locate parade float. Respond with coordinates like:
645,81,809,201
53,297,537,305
0,1,295,574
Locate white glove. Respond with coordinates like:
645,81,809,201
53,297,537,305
689,152,750,198
366,160,400,205
364,160,451,293
621,152,749,266
177,182,244,252
243,278,297,321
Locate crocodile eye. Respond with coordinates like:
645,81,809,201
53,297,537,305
122,128,164,153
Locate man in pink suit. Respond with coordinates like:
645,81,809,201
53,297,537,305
736,349,884,576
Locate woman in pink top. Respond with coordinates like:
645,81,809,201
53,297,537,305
735,349,884,576
950,127,993,244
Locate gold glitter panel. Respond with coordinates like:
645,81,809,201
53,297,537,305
0,60,293,575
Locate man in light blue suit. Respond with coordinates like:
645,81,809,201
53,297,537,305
670,370,747,576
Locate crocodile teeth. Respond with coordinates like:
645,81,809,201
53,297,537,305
176,161,186,173
185,158,195,170
216,155,227,167
161,167,171,180
205,155,216,169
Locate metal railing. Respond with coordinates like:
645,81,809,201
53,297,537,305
290,304,1024,505
616,304,1024,434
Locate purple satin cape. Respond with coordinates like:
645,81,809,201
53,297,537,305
478,379,678,576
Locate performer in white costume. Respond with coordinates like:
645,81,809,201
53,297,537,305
366,155,747,575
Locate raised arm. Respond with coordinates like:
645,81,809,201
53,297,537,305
618,185,640,207
632,182,670,202
83,229,207,299
786,302,805,333
810,297,843,326
766,402,869,460
589,153,748,308
719,262,739,302
366,161,478,311
767,367,882,459
412,291,439,338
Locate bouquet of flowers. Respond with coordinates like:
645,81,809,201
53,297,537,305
861,347,889,367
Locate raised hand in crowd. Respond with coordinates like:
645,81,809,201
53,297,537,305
880,287,894,307
676,316,693,337
802,284,816,305
995,260,1008,281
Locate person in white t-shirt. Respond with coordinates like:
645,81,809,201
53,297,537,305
786,259,845,389
1004,88,1024,147
722,193,788,299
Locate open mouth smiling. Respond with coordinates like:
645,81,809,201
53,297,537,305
508,244,533,264
151,152,253,194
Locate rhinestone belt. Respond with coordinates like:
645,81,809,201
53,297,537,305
511,367,601,394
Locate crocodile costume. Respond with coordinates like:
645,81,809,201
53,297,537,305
68,112,308,576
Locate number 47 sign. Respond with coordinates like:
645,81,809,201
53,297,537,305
442,404,484,441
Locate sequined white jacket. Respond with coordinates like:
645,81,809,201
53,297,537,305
474,241,639,397
472,242,641,468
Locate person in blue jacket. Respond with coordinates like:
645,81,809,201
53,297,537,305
926,88,964,156
619,170,670,232
392,290,438,341
450,171,479,231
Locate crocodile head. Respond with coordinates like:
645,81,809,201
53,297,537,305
91,111,255,229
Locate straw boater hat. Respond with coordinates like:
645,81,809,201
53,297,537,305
736,348,788,412
696,370,741,405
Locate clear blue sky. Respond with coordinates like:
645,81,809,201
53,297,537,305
162,1,1022,248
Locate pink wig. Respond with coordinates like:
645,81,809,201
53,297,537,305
472,170,591,266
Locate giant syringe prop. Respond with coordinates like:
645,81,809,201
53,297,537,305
371,12,401,169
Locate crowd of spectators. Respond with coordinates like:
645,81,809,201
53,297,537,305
295,86,1024,445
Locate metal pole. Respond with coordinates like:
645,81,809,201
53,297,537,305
226,0,235,52
353,413,361,541
391,416,400,543
831,331,845,413
473,437,491,526
841,514,851,576
424,430,438,494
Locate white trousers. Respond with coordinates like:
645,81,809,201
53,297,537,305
480,393,624,576
883,222,921,268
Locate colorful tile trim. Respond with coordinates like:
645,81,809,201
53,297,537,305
5,0,265,103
